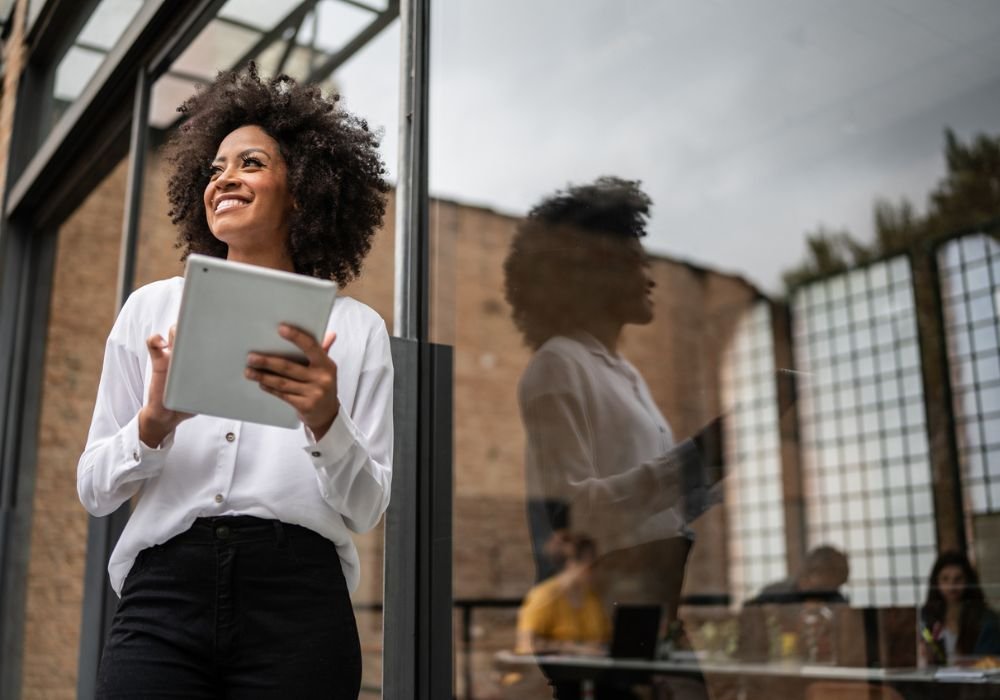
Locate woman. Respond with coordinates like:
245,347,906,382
504,177,718,700
920,551,1000,665
504,177,719,619
77,64,392,698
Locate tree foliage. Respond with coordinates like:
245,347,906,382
782,129,1000,291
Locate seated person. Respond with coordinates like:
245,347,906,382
749,545,849,604
517,533,610,656
920,550,1000,666
518,535,644,700
736,546,850,664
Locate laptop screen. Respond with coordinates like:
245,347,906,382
608,604,662,660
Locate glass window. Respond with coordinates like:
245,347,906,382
942,236,1000,524
429,1,1000,690
44,0,147,134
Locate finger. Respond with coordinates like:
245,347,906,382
247,368,311,396
168,324,178,347
278,324,328,365
146,334,168,362
246,352,313,381
321,331,336,354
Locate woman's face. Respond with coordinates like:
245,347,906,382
937,564,967,603
600,237,655,325
203,125,295,262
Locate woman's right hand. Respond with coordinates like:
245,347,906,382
138,326,192,447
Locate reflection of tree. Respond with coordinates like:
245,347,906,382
783,129,1000,290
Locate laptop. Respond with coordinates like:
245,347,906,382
608,604,662,660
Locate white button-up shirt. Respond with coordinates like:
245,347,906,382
519,332,701,556
77,277,393,595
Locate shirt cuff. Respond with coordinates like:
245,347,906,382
120,413,173,478
301,409,359,466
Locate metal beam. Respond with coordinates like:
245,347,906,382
385,3,451,700
274,10,310,76
226,0,316,79
305,3,398,84
392,0,425,342
0,224,58,700
5,0,208,220
25,0,101,62
76,68,152,700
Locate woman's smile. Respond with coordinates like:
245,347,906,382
203,124,295,268
214,195,251,214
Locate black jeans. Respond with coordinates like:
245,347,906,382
96,516,361,699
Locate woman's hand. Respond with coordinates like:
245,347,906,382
245,324,340,440
139,326,193,447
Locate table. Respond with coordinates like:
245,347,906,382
494,650,1000,699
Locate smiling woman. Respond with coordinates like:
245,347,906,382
166,63,389,284
202,125,296,270
76,64,394,700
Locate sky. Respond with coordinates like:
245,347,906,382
331,0,1000,293
93,0,1000,294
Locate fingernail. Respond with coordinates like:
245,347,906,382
247,353,258,364
278,324,291,336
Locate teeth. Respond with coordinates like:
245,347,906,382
216,199,249,213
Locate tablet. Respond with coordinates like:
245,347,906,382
163,254,338,428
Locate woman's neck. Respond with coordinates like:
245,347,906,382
580,319,624,356
945,602,962,629
227,246,295,273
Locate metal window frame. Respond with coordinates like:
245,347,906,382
792,256,943,605
0,0,445,697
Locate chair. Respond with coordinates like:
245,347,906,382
805,681,905,700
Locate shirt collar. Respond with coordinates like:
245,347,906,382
571,331,622,368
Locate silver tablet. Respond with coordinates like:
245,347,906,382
163,254,338,428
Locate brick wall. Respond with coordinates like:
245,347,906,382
22,159,128,699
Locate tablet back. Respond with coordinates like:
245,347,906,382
164,255,337,428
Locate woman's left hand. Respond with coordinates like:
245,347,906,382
245,324,340,439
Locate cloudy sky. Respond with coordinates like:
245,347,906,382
57,0,1000,291
328,0,1000,293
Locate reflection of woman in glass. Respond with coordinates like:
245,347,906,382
78,65,392,698
920,551,1000,665
504,177,720,654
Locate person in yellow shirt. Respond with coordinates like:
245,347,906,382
516,534,643,699
517,532,610,656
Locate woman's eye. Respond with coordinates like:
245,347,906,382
241,156,263,168
208,165,223,179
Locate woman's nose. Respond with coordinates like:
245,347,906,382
214,172,239,190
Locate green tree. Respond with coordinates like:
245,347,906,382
783,129,1000,291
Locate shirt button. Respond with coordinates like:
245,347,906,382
311,451,321,458
214,493,224,504
132,450,140,462
225,432,235,443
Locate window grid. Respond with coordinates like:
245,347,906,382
938,234,1000,516
793,257,937,607
722,302,787,604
